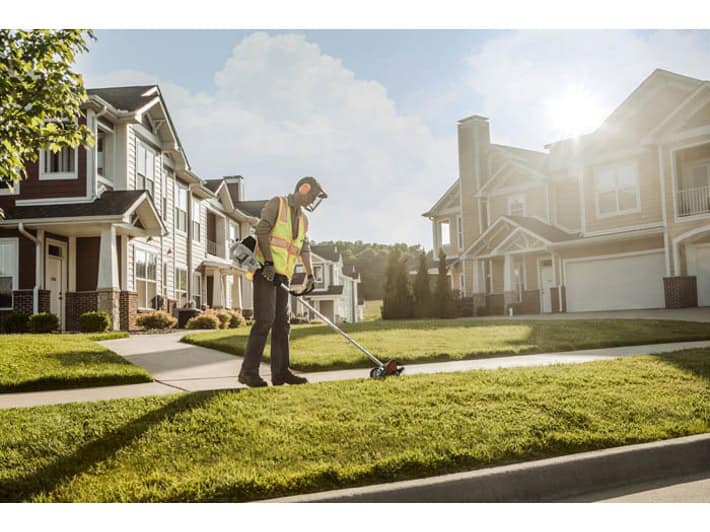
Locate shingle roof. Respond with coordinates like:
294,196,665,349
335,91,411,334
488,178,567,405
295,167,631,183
87,86,157,112
203,179,224,193
506,215,579,242
310,285,344,296
2,190,147,221
234,200,267,218
311,244,340,262
343,263,359,278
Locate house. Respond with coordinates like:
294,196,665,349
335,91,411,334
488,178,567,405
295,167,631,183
423,69,710,315
0,85,259,330
291,244,363,323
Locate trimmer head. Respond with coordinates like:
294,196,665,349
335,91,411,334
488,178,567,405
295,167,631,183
369,360,405,379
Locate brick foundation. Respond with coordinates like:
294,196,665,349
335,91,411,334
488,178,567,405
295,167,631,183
472,293,486,316
520,289,541,315
486,293,505,315
65,292,98,331
664,277,698,309
12,290,34,315
38,290,50,313
119,291,138,331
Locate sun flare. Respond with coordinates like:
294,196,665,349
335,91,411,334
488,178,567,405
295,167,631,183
546,84,607,139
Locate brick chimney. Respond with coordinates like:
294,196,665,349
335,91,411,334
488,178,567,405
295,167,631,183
458,115,491,246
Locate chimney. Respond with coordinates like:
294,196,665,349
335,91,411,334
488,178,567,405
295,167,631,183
223,175,244,203
457,115,490,195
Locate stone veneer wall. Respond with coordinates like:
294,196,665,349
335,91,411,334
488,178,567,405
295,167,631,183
663,277,698,309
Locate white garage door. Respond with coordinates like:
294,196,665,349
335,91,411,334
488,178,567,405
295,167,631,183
697,246,710,307
565,252,665,312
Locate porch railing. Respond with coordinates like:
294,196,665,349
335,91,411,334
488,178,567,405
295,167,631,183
678,185,710,217
207,239,218,256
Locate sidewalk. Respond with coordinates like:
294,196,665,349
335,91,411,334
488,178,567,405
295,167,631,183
1,334,710,410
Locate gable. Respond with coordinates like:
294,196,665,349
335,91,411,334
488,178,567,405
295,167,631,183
684,98,710,130
493,228,548,255
480,161,547,197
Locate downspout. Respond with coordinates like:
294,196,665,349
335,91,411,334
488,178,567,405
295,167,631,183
17,223,42,314
187,182,199,306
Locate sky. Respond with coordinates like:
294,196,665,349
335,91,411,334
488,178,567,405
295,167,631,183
74,29,710,249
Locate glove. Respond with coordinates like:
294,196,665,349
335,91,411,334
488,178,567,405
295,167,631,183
261,261,275,282
305,274,315,292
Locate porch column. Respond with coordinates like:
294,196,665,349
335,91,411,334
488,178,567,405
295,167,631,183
234,274,243,311
222,273,230,308
472,259,486,316
68,236,76,292
503,254,516,310
211,268,225,309
97,224,120,330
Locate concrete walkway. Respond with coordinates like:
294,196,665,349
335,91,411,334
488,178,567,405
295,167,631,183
1,331,710,410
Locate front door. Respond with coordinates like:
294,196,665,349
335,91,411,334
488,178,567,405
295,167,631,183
540,260,554,313
46,240,67,330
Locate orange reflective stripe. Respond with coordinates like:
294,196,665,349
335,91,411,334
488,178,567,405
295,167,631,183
278,197,288,223
270,235,290,249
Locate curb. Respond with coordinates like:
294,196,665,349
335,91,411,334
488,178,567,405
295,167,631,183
269,433,710,502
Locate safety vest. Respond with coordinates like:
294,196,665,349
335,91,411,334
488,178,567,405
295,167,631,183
249,196,305,281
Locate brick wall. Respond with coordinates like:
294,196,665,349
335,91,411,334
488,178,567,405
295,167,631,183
12,290,34,314
520,289,541,315
65,291,98,331
119,291,138,331
663,277,698,309
38,290,50,313
486,293,505,315
550,287,568,313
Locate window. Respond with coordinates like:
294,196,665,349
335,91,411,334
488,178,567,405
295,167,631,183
175,184,188,233
229,223,240,243
0,177,19,196
175,267,187,307
456,216,464,249
594,161,639,217
0,239,18,309
508,194,526,216
313,265,324,287
135,249,158,309
192,198,201,242
439,220,451,246
135,141,155,196
39,147,77,180
459,272,465,295
192,272,202,308
97,132,105,177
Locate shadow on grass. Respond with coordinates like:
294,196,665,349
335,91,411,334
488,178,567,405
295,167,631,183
653,348,710,383
0,390,232,501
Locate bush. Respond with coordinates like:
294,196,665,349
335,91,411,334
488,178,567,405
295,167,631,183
207,309,231,329
1,312,29,333
27,312,59,333
227,310,247,329
136,310,177,330
186,313,221,330
79,311,112,333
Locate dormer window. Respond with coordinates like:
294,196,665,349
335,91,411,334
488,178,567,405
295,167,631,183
508,194,526,216
39,147,78,180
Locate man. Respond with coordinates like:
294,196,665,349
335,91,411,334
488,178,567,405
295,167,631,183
237,176,328,387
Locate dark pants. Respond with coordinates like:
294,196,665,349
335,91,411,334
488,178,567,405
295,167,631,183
239,272,291,378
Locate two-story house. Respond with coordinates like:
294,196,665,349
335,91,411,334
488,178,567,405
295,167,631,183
0,85,258,330
424,69,710,315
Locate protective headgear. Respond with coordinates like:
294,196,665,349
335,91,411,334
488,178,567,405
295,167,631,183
295,176,328,212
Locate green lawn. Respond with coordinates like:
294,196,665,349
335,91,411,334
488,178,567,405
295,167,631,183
1,348,708,502
182,318,710,372
0,333,152,393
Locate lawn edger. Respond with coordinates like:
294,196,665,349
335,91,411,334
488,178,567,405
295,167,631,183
230,236,404,379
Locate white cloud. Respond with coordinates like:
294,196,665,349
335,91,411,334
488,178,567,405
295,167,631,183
466,30,710,150
83,32,457,248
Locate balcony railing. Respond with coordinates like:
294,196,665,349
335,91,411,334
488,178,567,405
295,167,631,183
207,239,218,256
678,186,710,217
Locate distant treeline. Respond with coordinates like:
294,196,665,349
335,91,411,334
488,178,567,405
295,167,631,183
312,240,434,300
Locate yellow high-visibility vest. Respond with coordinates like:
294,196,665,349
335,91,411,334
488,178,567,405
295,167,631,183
249,197,305,281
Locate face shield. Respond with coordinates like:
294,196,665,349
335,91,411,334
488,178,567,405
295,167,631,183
296,177,328,212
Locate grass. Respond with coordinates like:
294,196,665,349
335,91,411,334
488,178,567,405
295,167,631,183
182,318,710,372
363,299,383,321
0,332,152,393
1,348,708,502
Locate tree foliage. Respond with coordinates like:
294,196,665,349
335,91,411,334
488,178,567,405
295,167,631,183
0,29,95,190
381,248,413,320
434,248,455,318
413,252,432,318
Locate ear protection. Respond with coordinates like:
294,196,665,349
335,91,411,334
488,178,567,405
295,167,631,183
298,183,312,195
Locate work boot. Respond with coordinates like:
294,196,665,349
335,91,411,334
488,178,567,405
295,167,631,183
238,373,268,388
272,371,308,386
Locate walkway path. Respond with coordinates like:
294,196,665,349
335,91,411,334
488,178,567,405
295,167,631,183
1,333,710,410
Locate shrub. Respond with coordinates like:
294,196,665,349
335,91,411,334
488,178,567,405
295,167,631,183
1,312,29,333
27,312,59,333
186,313,221,330
227,310,247,329
79,311,111,333
136,310,177,330
207,309,231,329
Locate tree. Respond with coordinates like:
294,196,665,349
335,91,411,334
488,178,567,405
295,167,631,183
0,30,95,195
413,252,432,318
382,248,412,320
434,248,454,318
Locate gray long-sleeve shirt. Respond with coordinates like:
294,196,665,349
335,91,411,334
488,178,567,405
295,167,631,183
254,194,311,253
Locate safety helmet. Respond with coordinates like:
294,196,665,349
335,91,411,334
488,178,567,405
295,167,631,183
294,176,328,212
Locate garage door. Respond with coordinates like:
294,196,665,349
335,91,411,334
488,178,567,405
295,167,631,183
565,252,665,312
697,246,710,307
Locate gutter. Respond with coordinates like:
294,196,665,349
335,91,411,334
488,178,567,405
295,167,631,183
548,226,664,249
17,223,42,314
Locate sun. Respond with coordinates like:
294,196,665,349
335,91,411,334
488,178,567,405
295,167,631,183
546,84,607,139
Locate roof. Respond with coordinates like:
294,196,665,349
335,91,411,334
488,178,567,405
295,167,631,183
505,215,579,242
87,86,157,113
2,190,148,220
291,272,306,285
203,180,224,193
343,263,359,278
491,144,547,168
311,244,341,263
309,285,344,297
234,200,267,218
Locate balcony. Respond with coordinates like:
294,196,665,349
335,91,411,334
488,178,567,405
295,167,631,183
677,186,710,217
207,239,218,256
